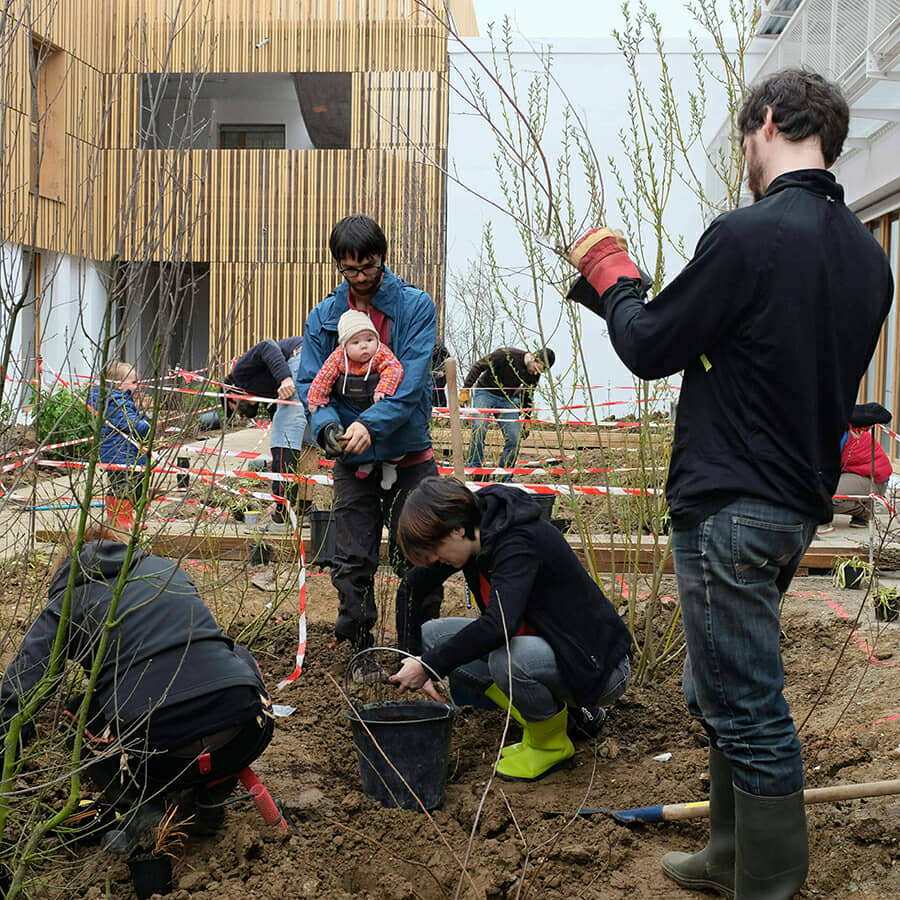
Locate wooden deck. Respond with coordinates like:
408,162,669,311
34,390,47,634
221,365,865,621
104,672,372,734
34,527,873,575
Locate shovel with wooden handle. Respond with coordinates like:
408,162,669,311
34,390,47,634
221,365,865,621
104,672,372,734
575,778,900,824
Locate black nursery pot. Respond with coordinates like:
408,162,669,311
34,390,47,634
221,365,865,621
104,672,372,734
250,542,271,566
127,853,172,899
842,566,867,589
875,598,900,622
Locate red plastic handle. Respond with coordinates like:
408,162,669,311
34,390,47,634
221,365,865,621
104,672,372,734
238,767,289,829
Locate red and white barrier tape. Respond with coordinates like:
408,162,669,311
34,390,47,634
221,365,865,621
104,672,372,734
278,523,307,689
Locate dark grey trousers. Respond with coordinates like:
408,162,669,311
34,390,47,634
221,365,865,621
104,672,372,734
331,456,442,648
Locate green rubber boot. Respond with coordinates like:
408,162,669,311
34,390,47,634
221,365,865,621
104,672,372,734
734,785,808,899
496,707,575,780
660,748,735,898
484,683,526,758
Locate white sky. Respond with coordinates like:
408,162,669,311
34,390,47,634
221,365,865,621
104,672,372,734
472,0,703,39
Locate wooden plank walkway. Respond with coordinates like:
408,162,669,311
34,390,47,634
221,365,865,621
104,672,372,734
34,527,871,575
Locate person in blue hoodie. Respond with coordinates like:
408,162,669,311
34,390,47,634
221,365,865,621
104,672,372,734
297,215,441,679
88,361,152,525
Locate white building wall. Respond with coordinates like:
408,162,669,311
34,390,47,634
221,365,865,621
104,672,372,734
38,253,109,387
210,77,314,149
446,37,765,404
0,243,27,412
0,246,110,419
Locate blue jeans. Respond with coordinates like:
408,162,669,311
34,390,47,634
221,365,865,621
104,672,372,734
467,389,522,478
421,617,631,721
672,498,816,796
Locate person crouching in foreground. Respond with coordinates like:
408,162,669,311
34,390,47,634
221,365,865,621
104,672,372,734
0,524,275,853
389,477,632,780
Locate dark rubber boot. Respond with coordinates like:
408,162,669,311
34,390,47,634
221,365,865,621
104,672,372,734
661,748,735,897
734,785,808,899
101,799,167,854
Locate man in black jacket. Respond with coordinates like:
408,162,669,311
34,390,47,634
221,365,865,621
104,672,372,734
460,347,554,479
568,68,893,899
203,337,316,534
390,478,632,780
0,528,274,850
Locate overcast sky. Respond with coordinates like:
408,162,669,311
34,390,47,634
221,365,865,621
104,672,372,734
472,0,704,39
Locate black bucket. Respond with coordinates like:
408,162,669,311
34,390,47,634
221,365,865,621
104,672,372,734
308,509,337,566
346,699,455,811
533,493,556,521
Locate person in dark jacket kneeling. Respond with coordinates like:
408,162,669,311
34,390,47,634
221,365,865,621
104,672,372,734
0,524,275,852
389,477,632,780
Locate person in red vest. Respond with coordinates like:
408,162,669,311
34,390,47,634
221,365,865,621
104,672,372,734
389,477,632,780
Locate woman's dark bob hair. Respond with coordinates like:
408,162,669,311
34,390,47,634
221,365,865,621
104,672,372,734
397,477,482,565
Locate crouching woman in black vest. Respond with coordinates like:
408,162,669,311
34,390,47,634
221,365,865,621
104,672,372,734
0,524,274,852
389,477,632,780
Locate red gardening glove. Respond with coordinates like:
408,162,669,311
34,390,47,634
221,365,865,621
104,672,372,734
569,228,641,298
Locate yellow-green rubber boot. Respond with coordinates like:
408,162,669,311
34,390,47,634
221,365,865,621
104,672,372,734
496,707,575,780
484,684,526,758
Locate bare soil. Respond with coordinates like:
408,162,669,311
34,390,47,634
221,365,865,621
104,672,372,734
53,560,900,899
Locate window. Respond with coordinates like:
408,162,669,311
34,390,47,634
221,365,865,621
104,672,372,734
219,125,285,149
30,36,66,201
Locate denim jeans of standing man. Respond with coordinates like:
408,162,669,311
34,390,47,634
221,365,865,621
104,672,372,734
672,497,817,797
421,617,631,722
467,389,522,480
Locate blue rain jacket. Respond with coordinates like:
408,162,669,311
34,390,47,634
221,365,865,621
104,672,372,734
298,267,436,465
87,386,151,466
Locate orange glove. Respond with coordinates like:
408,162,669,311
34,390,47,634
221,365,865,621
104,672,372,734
569,227,641,300
458,389,470,406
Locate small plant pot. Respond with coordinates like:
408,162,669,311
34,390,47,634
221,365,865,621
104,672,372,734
533,494,556,521
840,566,868,589
243,511,261,529
127,853,172,899
875,598,900,622
250,542,271,566
176,456,190,489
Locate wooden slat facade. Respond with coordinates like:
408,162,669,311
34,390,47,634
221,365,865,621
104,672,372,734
3,0,449,370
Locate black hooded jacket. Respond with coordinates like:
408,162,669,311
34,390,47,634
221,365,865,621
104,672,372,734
225,337,303,416
602,170,893,528
414,485,632,707
0,542,265,742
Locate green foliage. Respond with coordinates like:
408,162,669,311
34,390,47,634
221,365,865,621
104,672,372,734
0,399,14,429
30,386,94,460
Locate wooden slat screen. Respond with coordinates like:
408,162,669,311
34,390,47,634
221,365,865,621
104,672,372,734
4,0,448,378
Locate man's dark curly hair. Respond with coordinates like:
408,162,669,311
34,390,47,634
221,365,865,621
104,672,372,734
328,215,388,263
737,67,849,167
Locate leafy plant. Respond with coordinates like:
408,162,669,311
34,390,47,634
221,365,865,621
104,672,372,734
152,804,193,860
30,385,94,460
873,585,899,621
832,554,874,590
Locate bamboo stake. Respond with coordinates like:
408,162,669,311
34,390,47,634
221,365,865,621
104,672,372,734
444,358,465,482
